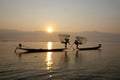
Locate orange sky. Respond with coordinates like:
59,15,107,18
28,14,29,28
0,0,120,33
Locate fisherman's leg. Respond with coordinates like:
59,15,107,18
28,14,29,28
65,43,67,48
76,44,78,49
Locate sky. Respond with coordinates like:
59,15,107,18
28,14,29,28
0,0,120,33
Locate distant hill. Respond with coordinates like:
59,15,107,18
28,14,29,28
74,31,120,42
0,29,120,42
0,29,59,42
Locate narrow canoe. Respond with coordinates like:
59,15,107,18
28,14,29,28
78,44,101,50
16,47,66,52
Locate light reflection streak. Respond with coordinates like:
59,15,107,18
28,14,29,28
46,42,53,70
48,42,52,50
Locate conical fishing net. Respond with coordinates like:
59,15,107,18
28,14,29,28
76,36,87,44
59,34,70,43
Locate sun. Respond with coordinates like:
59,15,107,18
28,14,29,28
47,27,53,33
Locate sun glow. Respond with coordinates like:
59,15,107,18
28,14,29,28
47,27,53,33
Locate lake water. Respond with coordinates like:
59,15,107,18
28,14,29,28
0,42,120,80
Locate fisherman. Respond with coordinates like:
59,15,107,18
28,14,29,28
64,38,70,48
74,38,84,49
74,39,79,49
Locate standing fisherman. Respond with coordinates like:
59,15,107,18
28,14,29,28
59,34,70,49
74,39,79,49
74,36,87,49
64,38,70,48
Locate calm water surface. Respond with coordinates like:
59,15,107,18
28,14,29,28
0,42,120,80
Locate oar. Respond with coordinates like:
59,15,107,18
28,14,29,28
69,43,75,51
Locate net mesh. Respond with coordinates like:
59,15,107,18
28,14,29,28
76,36,87,44
59,34,70,43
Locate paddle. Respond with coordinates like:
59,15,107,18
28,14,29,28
69,42,75,51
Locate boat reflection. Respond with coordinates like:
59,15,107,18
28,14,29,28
46,42,53,70
64,51,69,62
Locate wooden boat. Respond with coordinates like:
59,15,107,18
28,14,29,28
78,44,101,50
15,47,66,52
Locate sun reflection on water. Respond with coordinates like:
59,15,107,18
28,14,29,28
46,42,53,70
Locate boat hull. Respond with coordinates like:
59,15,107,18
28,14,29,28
17,47,66,52
78,44,101,50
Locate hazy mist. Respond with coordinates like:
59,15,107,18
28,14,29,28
0,29,120,42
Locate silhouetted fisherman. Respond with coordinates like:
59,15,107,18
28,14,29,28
64,38,70,48
74,40,82,49
74,40,79,49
